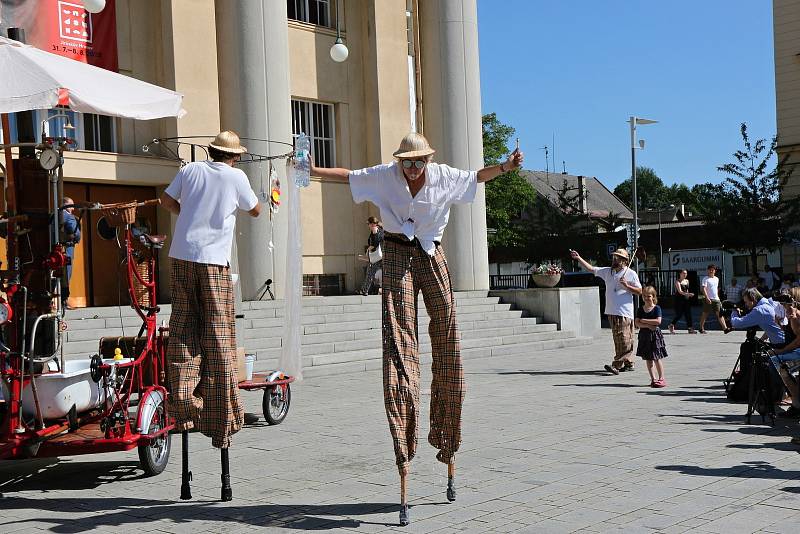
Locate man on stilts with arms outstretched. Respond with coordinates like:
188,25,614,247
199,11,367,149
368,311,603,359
312,132,523,526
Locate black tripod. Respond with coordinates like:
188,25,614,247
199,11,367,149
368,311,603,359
746,345,777,426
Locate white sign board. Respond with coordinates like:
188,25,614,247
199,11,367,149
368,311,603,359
668,249,724,272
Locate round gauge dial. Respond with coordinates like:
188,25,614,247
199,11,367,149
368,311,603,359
39,147,60,171
0,299,12,324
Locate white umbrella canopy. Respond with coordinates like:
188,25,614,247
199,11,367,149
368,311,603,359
0,36,185,119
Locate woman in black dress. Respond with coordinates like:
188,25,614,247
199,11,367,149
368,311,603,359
359,216,384,295
636,286,669,387
669,269,696,334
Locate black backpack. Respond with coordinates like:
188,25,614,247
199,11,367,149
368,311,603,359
725,340,754,402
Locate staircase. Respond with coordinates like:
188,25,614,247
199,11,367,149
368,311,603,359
61,291,593,378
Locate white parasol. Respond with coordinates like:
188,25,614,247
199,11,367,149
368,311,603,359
0,36,185,119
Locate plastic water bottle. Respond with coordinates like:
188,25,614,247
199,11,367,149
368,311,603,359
294,132,311,188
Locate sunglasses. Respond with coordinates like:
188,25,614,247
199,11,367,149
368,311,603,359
401,159,426,169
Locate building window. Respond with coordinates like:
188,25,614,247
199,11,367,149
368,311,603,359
733,254,767,277
291,99,336,168
287,0,331,27
10,109,117,152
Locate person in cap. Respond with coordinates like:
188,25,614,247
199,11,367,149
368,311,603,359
160,130,261,500
311,132,523,525
571,248,642,375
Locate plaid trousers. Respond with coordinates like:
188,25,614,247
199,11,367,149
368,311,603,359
608,314,634,368
382,237,464,469
167,259,243,449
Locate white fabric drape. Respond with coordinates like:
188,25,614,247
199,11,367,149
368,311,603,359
280,161,303,380
0,36,185,118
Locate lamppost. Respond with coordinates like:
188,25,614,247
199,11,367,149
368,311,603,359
628,115,658,271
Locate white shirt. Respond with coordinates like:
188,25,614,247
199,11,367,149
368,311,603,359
593,266,642,319
725,284,743,303
760,270,779,290
349,162,477,255
702,276,720,301
165,161,258,266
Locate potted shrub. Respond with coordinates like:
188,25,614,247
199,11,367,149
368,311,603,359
531,263,563,288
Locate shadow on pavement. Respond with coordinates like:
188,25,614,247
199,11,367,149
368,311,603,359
496,370,608,377
0,496,400,532
0,460,145,492
656,460,800,481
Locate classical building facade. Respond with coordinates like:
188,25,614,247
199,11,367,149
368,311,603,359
774,0,800,272
2,0,489,305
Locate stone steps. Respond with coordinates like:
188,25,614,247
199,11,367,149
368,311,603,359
60,292,592,378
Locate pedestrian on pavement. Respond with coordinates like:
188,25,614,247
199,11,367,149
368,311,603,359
570,248,642,375
636,286,669,387
761,264,780,294
725,277,744,305
61,197,81,310
311,131,524,526
359,216,384,295
160,130,261,500
669,269,695,334
699,264,728,333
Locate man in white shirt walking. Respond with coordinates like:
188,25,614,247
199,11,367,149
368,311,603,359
160,130,261,500
311,132,523,526
699,264,728,333
571,249,643,375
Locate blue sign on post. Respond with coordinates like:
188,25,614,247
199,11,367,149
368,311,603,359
607,244,617,259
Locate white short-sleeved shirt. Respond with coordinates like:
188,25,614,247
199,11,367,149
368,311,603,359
702,276,720,301
349,162,477,255
165,161,258,266
593,266,642,319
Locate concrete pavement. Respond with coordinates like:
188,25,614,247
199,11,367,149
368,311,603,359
2,329,800,533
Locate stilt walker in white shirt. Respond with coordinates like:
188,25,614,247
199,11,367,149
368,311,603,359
311,132,524,526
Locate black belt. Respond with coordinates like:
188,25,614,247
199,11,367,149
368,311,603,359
383,233,440,248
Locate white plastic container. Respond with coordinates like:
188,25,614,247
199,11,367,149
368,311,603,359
244,353,256,381
21,359,115,419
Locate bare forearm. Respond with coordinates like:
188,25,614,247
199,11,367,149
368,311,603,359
160,193,180,215
311,165,351,182
477,163,510,183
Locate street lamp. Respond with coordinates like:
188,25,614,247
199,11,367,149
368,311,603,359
628,115,658,271
329,0,349,62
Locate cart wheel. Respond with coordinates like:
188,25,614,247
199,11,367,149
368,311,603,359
263,384,291,425
138,395,171,476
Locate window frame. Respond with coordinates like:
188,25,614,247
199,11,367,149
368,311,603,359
287,0,332,28
291,98,336,168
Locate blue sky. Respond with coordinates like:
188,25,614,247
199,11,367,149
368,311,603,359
477,0,776,190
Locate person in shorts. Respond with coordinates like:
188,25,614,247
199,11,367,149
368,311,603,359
699,264,728,333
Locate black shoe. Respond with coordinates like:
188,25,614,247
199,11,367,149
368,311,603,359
621,363,635,372
604,364,620,375
243,412,260,425
399,504,410,526
778,406,800,419
447,478,456,502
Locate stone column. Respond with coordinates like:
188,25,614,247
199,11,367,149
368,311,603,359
419,0,489,291
215,1,292,299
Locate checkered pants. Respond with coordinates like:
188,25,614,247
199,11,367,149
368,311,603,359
167,259,243,449
609,315,634,369
382,237,464,469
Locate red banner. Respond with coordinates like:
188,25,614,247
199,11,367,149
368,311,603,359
23,0,118,72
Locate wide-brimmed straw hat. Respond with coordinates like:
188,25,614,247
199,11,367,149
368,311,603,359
209,130,247,154
393,132,435,158
612,248,630,261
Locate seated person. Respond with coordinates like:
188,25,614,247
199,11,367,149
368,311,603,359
726,287,786,347
771,291,800,418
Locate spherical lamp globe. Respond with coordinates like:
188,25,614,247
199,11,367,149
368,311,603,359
83,0,106,13
329,40,349,63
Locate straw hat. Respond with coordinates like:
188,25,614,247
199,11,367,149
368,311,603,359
612,248,630,261
209,130,247,154
393,132,435,158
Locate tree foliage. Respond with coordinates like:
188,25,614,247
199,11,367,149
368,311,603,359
695,123,798,270
523,180,592,264
482,113,537,248
613,166,711,213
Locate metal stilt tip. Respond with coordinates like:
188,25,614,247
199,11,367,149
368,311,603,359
399,503,410,526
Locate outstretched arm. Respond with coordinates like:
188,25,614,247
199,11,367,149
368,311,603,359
310,155,351,183
477,149,525,183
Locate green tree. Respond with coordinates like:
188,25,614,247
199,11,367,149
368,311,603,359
482,113,537,248
523,179,592,263
697,123,798,271
613,167,671,211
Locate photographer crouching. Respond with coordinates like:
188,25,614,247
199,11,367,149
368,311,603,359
724,288,785,348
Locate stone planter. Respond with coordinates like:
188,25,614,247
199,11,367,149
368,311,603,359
531,273,561,288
